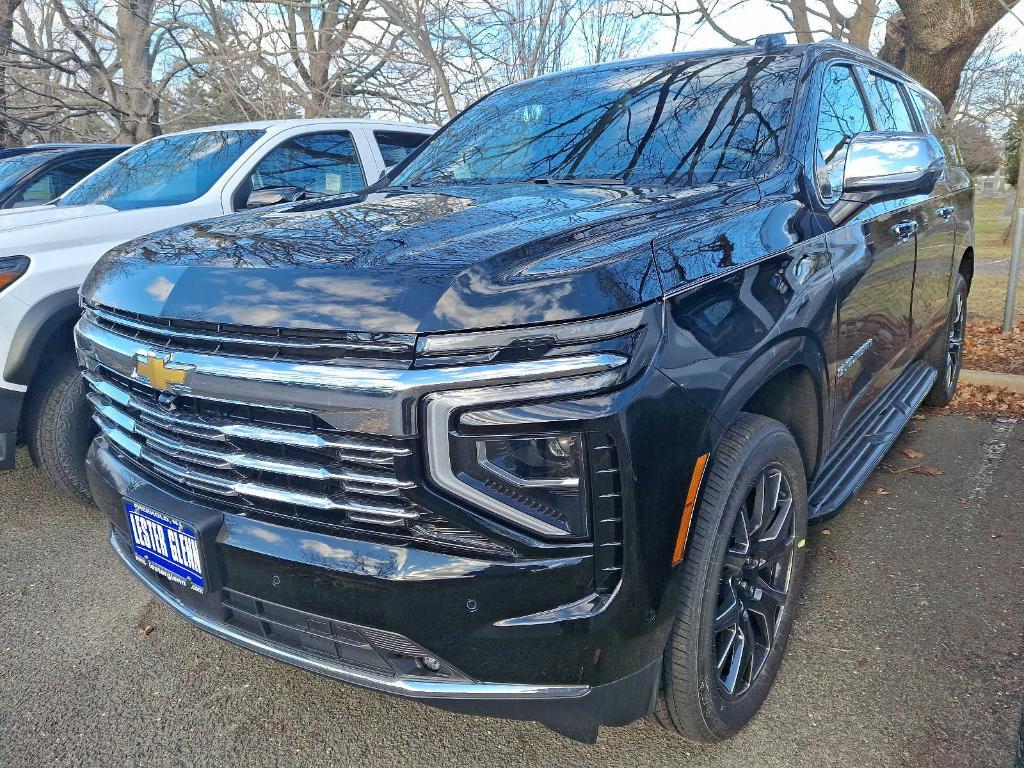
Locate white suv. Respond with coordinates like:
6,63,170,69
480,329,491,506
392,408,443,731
0,118,433,498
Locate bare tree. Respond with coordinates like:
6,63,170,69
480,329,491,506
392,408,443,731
579,0,654,65
638,0,881,51
7,0,216,142
877,0,1022,111
0,0,23,146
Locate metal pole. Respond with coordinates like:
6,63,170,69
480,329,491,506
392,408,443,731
1003,208,1024,334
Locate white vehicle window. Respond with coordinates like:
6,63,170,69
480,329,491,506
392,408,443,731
373,131,429,167
249,132,366,197
58,130,262,211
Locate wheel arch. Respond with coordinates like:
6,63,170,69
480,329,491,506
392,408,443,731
4,288,81,387
702,333,830,482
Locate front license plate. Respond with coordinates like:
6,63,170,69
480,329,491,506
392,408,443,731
125,501,205,593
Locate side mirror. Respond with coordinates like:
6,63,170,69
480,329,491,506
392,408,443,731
244,186,304,209
842,133,944,199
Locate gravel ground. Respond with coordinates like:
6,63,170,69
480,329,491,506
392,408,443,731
1,412,1022,768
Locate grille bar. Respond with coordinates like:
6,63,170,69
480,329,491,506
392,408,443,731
85,304,417,361
88,396,412,494
85,365,421,528
94,412,418,524
83,371,408,463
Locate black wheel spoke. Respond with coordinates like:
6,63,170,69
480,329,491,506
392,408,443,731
751,499,794,562
712,462,798,699
747,578,786,626
713,592,742,631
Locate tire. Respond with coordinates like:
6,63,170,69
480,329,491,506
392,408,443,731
23,352,95,502
923,273,968,407
654,413,808,742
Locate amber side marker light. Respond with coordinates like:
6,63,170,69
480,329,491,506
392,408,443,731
0,256,30,294
671,452,710,565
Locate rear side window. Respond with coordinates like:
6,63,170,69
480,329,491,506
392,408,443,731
910,89,960,164
862,72,915,132
250,132,366,196
815,65,872,203
374,131,428,167
11,155,113,206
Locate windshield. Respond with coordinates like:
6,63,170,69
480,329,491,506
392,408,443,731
58,130,262,210
0,152,56,196
394,54,799,189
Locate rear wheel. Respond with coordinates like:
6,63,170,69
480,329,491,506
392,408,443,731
23,352,95,502
654,413,807,742
923,273,968,407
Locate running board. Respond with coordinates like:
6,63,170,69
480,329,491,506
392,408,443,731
808,361,938,522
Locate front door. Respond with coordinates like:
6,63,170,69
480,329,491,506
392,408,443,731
814,63,917,438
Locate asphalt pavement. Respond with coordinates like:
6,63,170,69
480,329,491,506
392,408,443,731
1,412,1022,768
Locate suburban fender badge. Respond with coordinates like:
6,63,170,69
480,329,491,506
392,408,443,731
132,353,194,393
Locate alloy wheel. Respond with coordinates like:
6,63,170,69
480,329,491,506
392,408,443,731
946,291,966,390
713,465,796,698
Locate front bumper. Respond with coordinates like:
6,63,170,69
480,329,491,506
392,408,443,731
88,438,665,730
0,385,24,470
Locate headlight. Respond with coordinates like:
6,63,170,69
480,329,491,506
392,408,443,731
0,256,29,294
426,368,625,540
423,307,659,540
451,431,589,537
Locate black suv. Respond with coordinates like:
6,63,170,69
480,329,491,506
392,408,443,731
75,38,972,741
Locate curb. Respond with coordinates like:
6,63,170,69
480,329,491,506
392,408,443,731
960,369,1024,394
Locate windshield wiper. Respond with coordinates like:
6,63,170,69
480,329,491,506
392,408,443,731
532,177,625,186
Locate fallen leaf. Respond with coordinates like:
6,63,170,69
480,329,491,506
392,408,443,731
911,465,944,477
875,487,891,495
822,528,832,535
138,624,155,637
901,448,925,459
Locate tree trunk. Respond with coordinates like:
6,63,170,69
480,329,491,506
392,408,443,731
0,0,22,147
115,0,160,142
845,0,878,50
879,0,1020,111
788,0,813,44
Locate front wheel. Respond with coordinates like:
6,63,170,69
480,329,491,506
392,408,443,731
654,413,807,742
23,352,96,502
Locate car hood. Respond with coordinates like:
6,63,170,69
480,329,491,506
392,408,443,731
0,203,117,234
82,182,754,334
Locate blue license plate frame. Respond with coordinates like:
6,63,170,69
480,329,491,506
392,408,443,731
125,501,206,593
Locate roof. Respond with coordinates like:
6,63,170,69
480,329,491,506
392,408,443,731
516,37,912,88
172,118,436,136
0,143,126,161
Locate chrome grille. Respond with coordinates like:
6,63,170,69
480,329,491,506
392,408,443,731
85,367,420,529
83,303,416,364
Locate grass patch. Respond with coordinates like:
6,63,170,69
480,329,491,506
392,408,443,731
973,196,1013,264
970,195,1021,321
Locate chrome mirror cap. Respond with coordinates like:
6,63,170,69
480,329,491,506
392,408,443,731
842,132,944,196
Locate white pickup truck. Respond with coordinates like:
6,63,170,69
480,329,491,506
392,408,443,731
0,118,433,498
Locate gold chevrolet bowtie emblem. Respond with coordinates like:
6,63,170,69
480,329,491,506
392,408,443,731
133,354,192,392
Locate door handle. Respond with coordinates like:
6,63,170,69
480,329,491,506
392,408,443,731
936,205,955,220
890,220,918,241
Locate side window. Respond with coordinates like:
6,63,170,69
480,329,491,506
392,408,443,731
374,131,428,168
815,65,873,203
249,132,366,197
10,156,111,206
910,89,960,164
862,72,916,132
